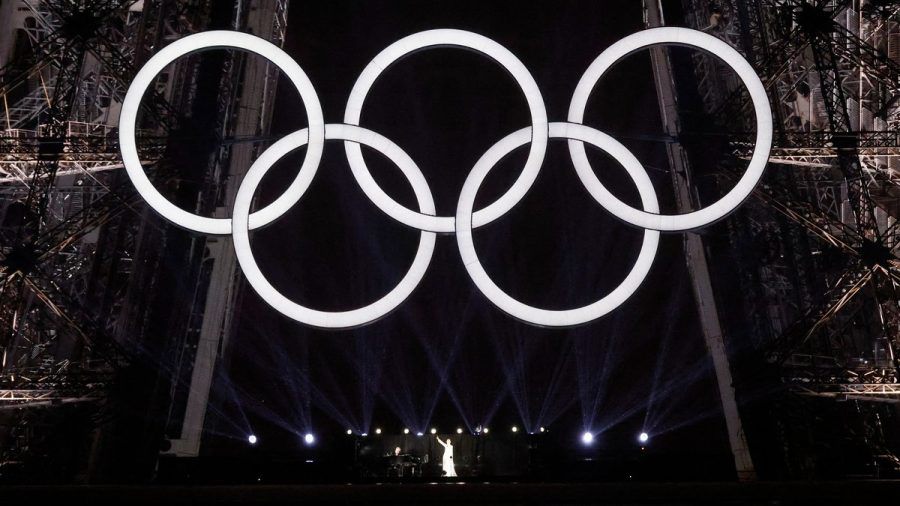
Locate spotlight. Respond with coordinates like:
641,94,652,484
540,427,546,433
430,428,437,435
248,434,258,445
375,428,382,435
304,433,315,445
346,429,353,435
482,427,489,434
361,433,368,437
638,432,649,443
456,428,463,434
511,426,518,433
403,428,410,435
581,431,594,445
416,432,424,437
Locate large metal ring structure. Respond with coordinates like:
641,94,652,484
119,28,771,329
232,124,437,329
119,31,326,235
343,29,549,234
568,27,773,231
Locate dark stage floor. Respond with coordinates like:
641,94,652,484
4,481,900,505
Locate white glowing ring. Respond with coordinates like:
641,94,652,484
344,29,548,233
568,27,772,231
232,123,436,329
456,122,660,327
119,31,326,235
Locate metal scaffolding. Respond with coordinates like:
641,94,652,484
0,0,286,476
675,0,900,477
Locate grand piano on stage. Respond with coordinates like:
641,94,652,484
383,452,423,478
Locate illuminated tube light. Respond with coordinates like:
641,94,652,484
456,123,659,327
119,31,325,235
231,124,436,329
568,27,772,231
344,29,548,233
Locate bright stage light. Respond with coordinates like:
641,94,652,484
416,432,424,437
304,433,315,445
540,427,546,433
638,432,649,443
403,428,410,435
581,432,594,445
430,428,437,435
456,428,463,434
361,433,368,437
248,434,258,445
482,428,489,434
375,428,382,435
511,426,518,433
346,429,352,435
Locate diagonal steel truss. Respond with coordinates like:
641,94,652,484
682,0,900,397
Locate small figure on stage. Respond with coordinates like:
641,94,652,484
436,436,457,477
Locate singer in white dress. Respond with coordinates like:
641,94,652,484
436,436,457,477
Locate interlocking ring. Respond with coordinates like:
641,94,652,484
344,29,549,233
119,27,772,329
119,31,326,235
568,27,773,231
456,122,659,327
232,124,436,329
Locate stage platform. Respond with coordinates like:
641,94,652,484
3,481,900,505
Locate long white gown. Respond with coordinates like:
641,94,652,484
436,437,457,477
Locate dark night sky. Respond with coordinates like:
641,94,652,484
203,0,732,464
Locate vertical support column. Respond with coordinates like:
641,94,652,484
163,0,287,457
643,0,757,481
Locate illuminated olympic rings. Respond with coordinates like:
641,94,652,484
119,28,772,329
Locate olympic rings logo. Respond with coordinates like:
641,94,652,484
118,28,772,329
